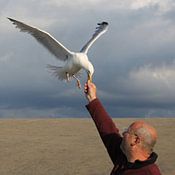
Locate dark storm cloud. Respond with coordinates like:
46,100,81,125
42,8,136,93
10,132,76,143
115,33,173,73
1,0,175,117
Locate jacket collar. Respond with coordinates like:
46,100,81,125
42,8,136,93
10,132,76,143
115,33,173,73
126,152,158,169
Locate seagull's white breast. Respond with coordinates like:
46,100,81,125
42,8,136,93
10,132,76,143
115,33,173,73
74,53,89,68
63,53,84,74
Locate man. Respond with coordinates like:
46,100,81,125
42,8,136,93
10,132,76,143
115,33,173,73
84,81,161,175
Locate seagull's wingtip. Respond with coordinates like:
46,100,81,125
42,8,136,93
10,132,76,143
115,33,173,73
102,21,109,25
7,17,14,21
97,21,109,26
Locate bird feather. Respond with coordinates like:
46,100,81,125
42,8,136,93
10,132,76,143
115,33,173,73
80,22,108,54
8,17,72,61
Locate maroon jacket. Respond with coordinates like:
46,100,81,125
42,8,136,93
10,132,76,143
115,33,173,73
86,98,161,175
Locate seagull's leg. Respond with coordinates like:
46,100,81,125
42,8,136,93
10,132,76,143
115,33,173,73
73,75,81,89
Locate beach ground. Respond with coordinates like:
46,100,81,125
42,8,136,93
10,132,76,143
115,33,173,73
0,118,174,175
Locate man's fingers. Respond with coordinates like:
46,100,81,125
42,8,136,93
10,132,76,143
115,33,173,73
84,83,88,89
84,83,88,94
87,81,95,89
85,81,96,93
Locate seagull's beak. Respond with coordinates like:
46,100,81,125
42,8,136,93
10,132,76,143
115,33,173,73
88,73,93,82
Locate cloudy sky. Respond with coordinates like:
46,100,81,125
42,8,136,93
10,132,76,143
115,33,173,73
1,0,175,118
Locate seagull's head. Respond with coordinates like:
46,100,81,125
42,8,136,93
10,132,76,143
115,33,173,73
86,62,94,82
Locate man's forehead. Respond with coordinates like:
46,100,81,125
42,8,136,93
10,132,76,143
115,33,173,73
129,121,145,130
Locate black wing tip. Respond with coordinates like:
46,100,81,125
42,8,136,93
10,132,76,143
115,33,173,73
7,17,12,20
97,21,109,26
7,17,15,22
102,21,108,25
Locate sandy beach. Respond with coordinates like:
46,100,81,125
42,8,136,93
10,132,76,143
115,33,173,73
0,118,174,175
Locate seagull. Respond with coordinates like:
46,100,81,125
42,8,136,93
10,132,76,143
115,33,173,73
8,17,108,88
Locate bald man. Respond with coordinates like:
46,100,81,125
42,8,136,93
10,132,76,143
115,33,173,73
84,81,161,175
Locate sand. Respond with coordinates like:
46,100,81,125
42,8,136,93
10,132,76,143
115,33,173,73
0,118,174,175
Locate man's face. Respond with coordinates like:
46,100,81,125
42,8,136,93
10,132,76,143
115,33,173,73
120,125,138,155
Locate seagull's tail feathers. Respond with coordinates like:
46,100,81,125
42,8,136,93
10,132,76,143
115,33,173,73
47,64,68,81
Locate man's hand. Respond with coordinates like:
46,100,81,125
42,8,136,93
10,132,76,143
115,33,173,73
84,80,97,102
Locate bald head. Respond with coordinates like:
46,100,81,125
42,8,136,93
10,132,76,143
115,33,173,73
130,121,158,154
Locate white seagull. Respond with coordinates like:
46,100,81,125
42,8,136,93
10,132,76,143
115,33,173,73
8,17,108,88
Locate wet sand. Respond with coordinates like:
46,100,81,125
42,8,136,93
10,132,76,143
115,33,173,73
0,118,174,175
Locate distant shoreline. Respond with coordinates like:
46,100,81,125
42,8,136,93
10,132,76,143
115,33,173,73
0,116,175,119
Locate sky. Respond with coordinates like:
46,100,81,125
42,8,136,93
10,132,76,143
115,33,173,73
1,0,175,118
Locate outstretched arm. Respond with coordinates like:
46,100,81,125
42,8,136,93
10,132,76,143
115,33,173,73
84,81,123,164
84,81,119,135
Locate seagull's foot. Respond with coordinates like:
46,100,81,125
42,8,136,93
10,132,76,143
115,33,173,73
73,75,81,89
76,79,81,89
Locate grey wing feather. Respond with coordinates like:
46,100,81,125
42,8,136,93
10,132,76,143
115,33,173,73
8,17,72,61
80,22,108,54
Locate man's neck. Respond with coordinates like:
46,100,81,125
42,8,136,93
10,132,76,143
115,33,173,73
127,152,149,163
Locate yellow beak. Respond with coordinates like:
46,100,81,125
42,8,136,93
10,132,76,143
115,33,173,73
88,73,92,82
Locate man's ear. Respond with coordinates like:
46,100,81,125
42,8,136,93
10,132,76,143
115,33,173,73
131,135,141,146
130,135,141,146
135,135,141,144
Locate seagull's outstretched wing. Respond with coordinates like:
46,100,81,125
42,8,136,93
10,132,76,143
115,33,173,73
80,22,108,54
8,17,72,61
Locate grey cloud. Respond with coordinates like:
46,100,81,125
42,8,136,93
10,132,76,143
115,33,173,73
1,0,175,117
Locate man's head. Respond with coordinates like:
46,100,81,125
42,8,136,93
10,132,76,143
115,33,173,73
120,121,157,162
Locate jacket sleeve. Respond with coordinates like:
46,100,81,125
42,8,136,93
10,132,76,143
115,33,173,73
86,98,123,164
